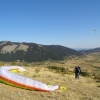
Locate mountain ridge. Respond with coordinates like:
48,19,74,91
0,41,81,62
79,47,100,54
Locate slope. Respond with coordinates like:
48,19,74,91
0,66,100,100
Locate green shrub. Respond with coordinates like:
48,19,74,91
35,68,40,73
81,71,90,77
47,66,67,75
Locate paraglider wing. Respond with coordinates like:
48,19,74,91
0,66,65,92
94,29,96,34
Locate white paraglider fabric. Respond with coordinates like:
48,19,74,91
0,66,59,92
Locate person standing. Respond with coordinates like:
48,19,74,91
74,66,81,79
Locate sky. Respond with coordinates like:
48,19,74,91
0,0,100,49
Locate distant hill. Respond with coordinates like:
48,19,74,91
0,41,82,62
73,48,92,51
79,47,100,54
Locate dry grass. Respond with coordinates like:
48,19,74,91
0,53,100,100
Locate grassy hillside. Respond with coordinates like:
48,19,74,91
0,52,100,100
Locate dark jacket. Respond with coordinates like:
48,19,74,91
74,66,81,74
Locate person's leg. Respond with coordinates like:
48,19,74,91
77,73,80,79
75,73,77,79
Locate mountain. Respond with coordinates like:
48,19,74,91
73,48,92,51
79,47,100,54
0,41,82,62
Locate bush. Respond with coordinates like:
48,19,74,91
97,85,100,87
47,66,67,75
35,68,40,73
81,71,90,77
94,76,100,83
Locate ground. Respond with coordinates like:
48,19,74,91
0,66,100,100
0,53,100,100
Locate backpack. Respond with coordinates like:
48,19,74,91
75,66,80,73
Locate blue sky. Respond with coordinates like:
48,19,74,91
0,0,100,49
